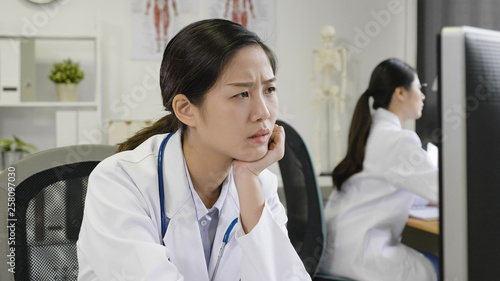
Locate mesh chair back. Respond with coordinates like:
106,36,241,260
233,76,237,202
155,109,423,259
276,120,326,277
0,145,116,281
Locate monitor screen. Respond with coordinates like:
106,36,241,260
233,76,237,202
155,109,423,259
439,26,500,281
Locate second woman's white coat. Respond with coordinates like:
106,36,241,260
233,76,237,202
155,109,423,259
319,108,438,281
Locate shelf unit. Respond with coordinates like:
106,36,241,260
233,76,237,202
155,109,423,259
0,35,102,152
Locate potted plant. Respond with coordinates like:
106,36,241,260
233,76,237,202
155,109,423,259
0,136,37,171
49,58,85,102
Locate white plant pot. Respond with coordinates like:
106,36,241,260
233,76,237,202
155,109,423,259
0,151,23,171
56,83,78,102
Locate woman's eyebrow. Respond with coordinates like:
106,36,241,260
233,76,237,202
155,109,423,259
227,77,276,87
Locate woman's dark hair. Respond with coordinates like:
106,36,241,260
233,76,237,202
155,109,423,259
332,58,416,189
117,19,277,152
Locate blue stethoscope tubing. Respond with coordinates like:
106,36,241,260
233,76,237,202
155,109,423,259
157,132,174,239
157,133,238,280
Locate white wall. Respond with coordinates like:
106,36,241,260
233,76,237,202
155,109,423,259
0,0,416,160
275,0,417,172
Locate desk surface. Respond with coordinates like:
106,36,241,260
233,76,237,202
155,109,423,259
406,217,439,235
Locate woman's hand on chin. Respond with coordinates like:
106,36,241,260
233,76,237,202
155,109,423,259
233,124,285,177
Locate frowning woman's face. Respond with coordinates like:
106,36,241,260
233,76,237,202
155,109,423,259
190,45,279,162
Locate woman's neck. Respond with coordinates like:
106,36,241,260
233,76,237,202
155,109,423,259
386,106,405,128
182,133,232,209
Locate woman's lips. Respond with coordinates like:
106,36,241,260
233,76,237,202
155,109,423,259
248,129,270,144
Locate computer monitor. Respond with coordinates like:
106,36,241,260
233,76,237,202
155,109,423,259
439,26,500,281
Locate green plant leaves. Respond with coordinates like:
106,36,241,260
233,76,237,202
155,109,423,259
48,58,85,84
0,136,37,153
13,135,37,153
0,139,13,152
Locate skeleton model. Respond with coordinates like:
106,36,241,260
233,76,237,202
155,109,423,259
311,25,347,175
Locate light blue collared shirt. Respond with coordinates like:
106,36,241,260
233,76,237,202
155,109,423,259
183,159,230,268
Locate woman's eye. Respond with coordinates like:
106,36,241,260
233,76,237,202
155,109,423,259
265,87,276,95
234,91,249,98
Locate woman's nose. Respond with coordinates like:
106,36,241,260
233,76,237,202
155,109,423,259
251,95,271,122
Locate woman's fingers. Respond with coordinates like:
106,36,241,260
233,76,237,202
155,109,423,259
268,125,285,160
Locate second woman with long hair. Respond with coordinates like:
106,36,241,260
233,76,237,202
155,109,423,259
319,58,439,281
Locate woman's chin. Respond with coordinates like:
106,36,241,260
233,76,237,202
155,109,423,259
236,147,268,162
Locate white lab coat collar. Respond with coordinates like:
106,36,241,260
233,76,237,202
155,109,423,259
372,108,402,128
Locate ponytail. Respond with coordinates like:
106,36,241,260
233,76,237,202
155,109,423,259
332,58,416,189
116,114,181,152
332,90,372,190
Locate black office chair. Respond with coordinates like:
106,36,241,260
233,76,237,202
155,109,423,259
276,120,354,281
275,120,326,277
0,144,116,281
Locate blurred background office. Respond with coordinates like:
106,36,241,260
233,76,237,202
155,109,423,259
1,0,499,186
0,0,417,178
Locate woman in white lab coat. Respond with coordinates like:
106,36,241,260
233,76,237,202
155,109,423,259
77,19,310,281
318,58,439,281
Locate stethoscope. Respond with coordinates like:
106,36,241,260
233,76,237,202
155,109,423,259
157,133,239,281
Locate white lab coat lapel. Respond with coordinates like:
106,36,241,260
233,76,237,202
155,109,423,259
165,202,209,281
159,131,209,281
208,173,241,281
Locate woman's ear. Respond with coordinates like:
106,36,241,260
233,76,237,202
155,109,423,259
172,94,197,127
393,86,407,102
